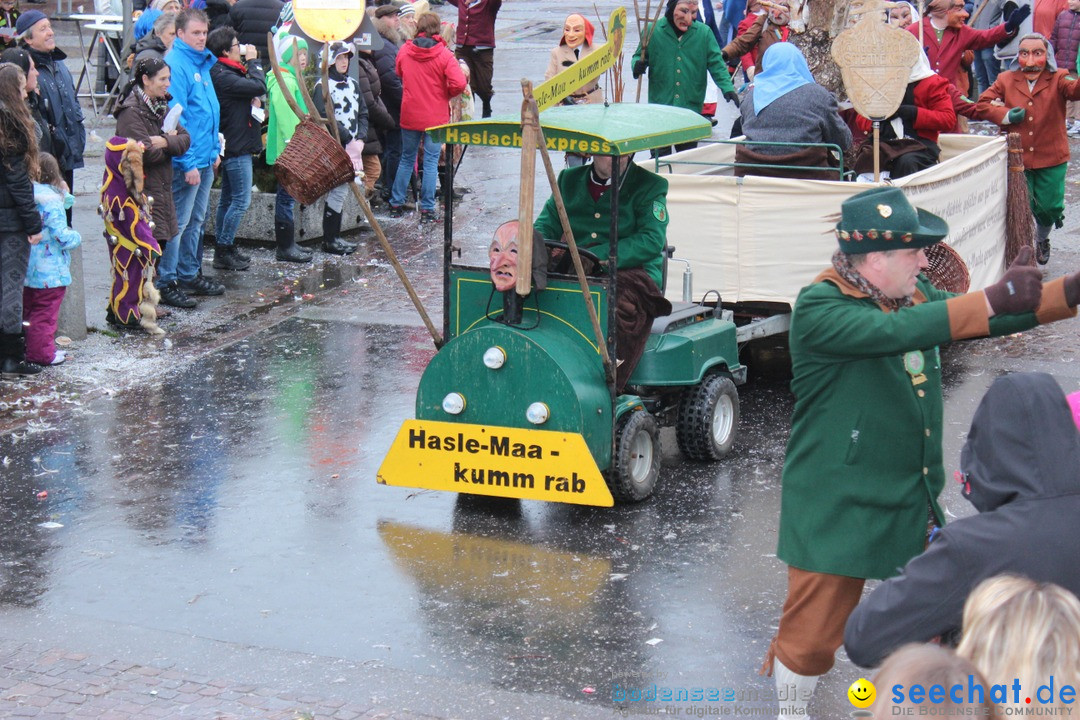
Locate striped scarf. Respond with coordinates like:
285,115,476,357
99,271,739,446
831,250,914,311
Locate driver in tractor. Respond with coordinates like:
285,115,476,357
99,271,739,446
532,155,673,392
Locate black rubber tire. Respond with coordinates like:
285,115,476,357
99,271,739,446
676,374,740,461
609,410,662,503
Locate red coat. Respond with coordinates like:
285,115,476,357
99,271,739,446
1035,0,1069,37
446,0,502,48
854,73,957,143
976,68,1080,168
908,18,1011,87
395,35,469,132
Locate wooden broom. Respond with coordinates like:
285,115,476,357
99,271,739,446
1004,132,1035,266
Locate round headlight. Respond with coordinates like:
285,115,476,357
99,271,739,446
483,346,506,370
525,402,550,425
442,392,466,415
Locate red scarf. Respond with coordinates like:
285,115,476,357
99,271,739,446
216,56,248,72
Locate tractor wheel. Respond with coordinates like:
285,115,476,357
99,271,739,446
676,374,740,461
609,410,662,503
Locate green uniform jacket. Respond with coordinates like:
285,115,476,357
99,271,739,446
631,18,735,113
266,66,307,166
777,269,1077,580
533,163,669,289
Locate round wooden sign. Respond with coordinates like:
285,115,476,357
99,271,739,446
292,0,366,43
832,0,920,119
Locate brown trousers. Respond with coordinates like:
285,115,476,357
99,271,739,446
761,566,866,677
362,155,381,194
456,45,494,103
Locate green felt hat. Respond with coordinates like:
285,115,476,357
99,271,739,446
835,187,948,254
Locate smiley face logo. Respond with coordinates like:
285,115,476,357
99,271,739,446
848,678,876,708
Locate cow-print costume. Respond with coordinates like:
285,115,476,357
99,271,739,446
314,65,369,144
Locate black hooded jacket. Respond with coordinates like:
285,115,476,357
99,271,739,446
843,372,1080,668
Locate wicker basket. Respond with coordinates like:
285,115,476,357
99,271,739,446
274,118,355,205
925,242,970,294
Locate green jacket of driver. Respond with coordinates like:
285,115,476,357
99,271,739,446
534,162,669,289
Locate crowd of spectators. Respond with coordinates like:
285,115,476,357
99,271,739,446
0,0,481,375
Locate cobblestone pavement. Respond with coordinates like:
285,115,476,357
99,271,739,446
0,642,446,720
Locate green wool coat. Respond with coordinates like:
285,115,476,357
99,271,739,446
533,163,669,289
631,18,736,113
777,270,1076,580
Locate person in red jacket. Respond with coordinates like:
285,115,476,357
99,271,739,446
388,11,468,223
1035,0,1069,36
446,0,500,117
908,0,1028,90
852,51,957,178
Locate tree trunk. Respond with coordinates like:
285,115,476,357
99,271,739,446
790,0,853,95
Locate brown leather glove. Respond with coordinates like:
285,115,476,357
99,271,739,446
1065,269,1080,307
984,247,1043,315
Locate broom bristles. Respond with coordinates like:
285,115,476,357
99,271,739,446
1004,132,1034,267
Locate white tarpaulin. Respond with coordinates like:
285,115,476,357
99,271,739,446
651,134,1007,307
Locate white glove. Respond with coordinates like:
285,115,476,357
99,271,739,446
345,139,364,173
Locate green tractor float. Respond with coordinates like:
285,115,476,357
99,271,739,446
377,101,744,506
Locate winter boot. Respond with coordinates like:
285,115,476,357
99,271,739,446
213,243,250,271
774,659,818,719
481,97,493,118
1036,222,1052,265
321,207,357,255
275,219,312,263
0,333,44,378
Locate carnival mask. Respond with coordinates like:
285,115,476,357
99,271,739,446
489,220,520,292
1018,38,1047,73
563,14,586,48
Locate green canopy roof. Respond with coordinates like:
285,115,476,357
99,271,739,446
427,103,713,155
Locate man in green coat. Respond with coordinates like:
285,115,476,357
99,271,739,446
533,156,672,391
631,0,737,151
762,186,1080,718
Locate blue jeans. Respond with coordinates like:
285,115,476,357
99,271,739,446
159,165,213,285
275,185,295,224
381,128,402,194
391,129,441,212
973,47,1001,96
215,155,253,247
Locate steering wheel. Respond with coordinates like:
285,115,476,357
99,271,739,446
544,241,603,276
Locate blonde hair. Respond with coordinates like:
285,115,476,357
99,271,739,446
870,644,995,717
957,575,1080,711
438,19,455,47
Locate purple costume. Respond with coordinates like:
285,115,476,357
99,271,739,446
101,137,160,327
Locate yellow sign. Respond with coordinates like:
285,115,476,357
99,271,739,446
377,419,613,506
292,0,366,42
533,7,626,112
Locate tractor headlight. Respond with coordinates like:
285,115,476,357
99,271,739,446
525,402,549,425
442,392,466,415
483,346,506,370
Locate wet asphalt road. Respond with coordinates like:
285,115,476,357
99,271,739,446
3,2,1080,718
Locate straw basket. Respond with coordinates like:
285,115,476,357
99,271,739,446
924,242,970,294
274,118,355,205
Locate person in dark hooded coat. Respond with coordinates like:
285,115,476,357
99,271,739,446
843,372,1080,669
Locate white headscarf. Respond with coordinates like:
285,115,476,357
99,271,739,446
909,49,935,82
